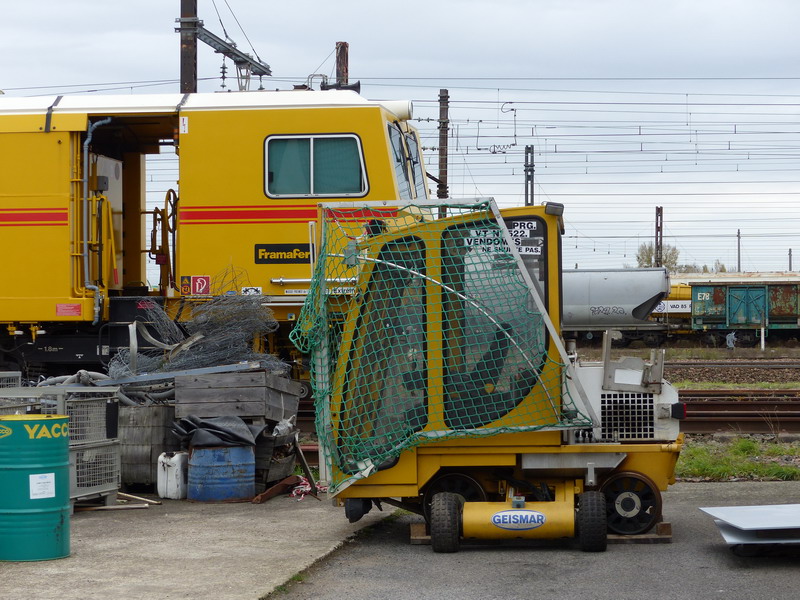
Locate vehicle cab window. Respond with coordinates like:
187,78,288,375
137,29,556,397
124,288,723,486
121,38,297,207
265,134,367,197
388,125,413,200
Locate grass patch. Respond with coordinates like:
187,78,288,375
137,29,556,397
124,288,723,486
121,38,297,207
676,435,800,481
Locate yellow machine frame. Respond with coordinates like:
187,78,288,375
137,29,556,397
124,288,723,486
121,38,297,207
313,201,684,552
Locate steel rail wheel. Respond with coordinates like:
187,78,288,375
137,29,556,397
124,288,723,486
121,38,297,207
430,492,463,553
422,473,487,521
600,471,663,535
577,491,608,552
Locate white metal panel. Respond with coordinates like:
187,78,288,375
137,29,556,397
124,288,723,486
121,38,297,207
700,504,800,530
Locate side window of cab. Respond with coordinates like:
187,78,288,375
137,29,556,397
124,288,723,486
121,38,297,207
265,134,368,197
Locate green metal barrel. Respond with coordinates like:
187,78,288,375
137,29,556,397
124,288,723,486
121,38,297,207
0,414,70,561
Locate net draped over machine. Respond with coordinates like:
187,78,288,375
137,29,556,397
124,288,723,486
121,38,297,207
291,201,592,492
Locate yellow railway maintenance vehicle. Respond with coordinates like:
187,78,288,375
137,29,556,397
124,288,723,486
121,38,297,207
291,199,685,552
0,90,425,376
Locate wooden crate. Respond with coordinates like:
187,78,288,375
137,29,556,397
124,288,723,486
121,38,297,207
255,430,297,493
119,405,180,486
174,371,301,420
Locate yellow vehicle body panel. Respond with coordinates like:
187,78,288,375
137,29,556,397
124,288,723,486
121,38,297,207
0,91,425,353
0,131,79,320
176,105,406,304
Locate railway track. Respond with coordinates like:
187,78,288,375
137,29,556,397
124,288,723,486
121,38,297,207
680,389,800,434
667,360,800,369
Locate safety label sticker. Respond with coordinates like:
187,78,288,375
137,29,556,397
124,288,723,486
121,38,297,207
30,472,56,500
56,303,82,317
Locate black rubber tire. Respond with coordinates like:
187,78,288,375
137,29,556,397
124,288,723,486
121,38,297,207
430,492,463,553
423,473,486,522
601,472,662,535
577,491,608,552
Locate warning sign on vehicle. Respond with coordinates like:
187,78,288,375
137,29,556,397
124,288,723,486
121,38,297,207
56,303,82,317
191,276,211,295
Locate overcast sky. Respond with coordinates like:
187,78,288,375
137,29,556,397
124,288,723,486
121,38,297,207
4,0,800,274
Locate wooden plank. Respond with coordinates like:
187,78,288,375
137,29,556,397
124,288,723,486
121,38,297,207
74,504,149,512
264,389,299,418
175,372,266,390
118,492,162,505
174,401,267,418
264,402,290,422
294,435,318,499
607,522,672,544
410,522,430,545
265,374,304,396
176,387,265,404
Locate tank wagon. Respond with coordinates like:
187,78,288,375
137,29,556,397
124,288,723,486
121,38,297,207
562,268,670,346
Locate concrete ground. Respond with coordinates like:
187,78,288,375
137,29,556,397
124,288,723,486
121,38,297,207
2,482,800,600
0,492,386,600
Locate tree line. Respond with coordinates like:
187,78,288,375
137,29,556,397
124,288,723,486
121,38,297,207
630,242,727,274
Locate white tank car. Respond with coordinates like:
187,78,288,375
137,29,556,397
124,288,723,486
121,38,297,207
562,268,670,332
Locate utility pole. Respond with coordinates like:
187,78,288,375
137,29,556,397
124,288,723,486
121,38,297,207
524,145,534,206
178,0,199,93
736,229,742,271
176,2,271,93
790,248,793,271
437,89,450,205
654,206,663,268
335,42,349,86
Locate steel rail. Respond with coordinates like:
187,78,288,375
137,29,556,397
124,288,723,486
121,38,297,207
666,360,800,369
681,396,800,433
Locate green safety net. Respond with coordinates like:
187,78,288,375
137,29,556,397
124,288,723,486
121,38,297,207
290,201,592,492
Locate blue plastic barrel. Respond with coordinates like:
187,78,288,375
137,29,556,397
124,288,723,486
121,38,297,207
188,446,255,502
0,415,70,561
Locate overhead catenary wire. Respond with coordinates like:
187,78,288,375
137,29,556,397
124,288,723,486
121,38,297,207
8,71,795,273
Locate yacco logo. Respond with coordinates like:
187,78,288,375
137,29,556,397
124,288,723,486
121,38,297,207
23,423,69,440
0,424,11,439
491,509,546,531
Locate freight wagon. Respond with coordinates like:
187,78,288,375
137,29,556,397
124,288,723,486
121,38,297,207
568,272,800,348
691,280,800,346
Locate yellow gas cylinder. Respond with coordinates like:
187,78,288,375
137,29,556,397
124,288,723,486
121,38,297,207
461,481,576,540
